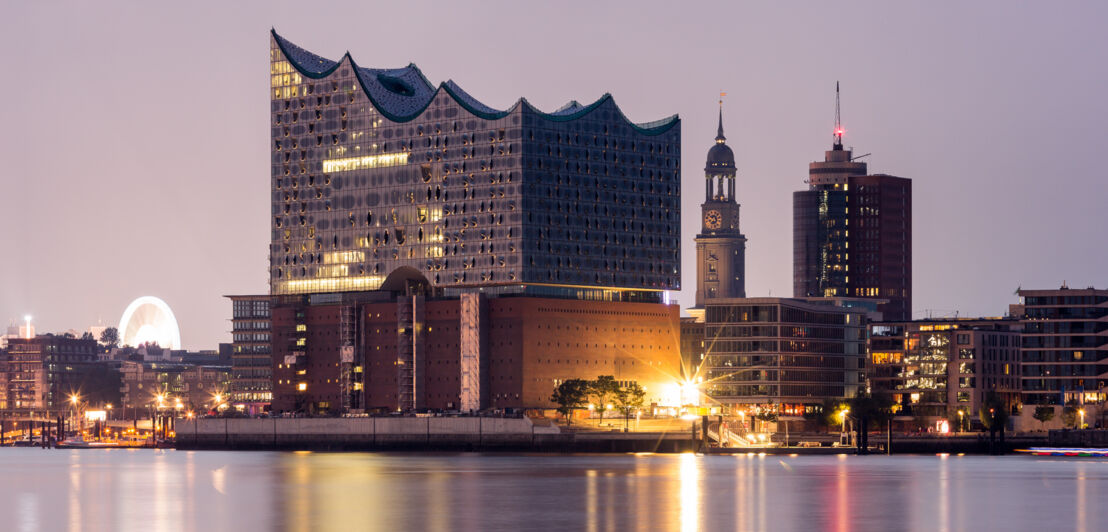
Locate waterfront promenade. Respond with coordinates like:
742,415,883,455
174,417,1051,454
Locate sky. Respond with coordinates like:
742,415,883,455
2,1,1106,349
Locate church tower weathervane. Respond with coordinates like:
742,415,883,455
693,94,747,310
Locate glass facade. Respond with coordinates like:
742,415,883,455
269,32,681,298
701,298,867,407
868,320,1021,422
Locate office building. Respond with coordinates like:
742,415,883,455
793,86,912,319
226,295,272,411
868,318,1021,428
1015,286,1108,405
700,297,876,414
2,336,98,411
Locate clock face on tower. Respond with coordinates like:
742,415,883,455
704,209,722,230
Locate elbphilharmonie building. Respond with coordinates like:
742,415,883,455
269,31,681,301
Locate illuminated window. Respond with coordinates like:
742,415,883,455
297,383,307,391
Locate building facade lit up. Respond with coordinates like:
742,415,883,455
269,30,681,300
868,318,1021,428
265,31,684,414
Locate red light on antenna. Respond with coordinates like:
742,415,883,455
835,128,844,136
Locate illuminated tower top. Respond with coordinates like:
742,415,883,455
809,82,866,187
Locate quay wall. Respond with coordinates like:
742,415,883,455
174,417,698,452
1049,429,1108,448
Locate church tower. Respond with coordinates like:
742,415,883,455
694,104,747,308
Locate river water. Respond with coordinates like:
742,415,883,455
0,449,1103,531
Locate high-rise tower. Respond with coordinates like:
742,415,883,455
694,103,746,308
793,84,912,320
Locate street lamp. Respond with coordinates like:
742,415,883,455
957,410,965,433
839,408,852,447
69,394,82,437
151,393,168,441
213,393,228,412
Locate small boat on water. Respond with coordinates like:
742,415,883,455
1019,447,1108,457
57,438,122,449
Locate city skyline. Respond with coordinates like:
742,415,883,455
4,2,1107,349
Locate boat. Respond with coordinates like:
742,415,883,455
56,438,122,449
1018,447,1108,457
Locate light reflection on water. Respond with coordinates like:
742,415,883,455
0,449,1105,531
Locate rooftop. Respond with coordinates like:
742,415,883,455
272,30,678,133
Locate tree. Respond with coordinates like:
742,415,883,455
1032,406,1055,430
80,332,95,341
612,382,646,432
1061,406,1078,429
550,379,590,425
979,392,1010,453
849,392,895,454
77,364,123,408
804,398,848,431
99,327,119,348
588,375,619,424
61,332,76,339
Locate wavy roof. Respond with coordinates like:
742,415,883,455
272,30,678,135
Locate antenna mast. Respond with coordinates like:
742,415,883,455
833,81,843,149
